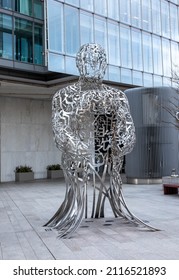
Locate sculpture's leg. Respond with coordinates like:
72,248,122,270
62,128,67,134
44,154,89,238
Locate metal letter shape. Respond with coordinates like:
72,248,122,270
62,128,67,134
44,43,158,238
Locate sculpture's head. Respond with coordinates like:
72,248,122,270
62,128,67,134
76,43,107,80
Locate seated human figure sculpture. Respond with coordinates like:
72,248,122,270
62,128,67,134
45,43,157,238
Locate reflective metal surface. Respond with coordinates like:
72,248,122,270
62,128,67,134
44,43,158,238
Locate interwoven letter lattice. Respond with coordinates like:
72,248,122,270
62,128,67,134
44,43,157,238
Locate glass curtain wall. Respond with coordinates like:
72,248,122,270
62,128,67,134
46,0,179,87
0,13,12,59
0,0,44,65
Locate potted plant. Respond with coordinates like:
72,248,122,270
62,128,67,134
46,164,63,179
14,165,34,182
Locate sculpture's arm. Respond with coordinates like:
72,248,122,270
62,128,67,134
52,88,89,158
113,90,136,156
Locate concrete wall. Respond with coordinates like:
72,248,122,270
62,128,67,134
0,97,61,182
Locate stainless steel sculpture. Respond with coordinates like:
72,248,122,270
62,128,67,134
45,43,157,238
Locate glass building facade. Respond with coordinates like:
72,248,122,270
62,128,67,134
46,0,179,87
0,0,179,86
0,0,44,65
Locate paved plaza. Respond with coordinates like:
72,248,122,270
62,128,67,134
0,178,179,260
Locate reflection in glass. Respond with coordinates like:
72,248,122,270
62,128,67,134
48,0,63,53
94,17,107,52
171,42,179,70
108,21,119,66
142,32,153,73
34,0,43,19
65,56,78,75
48,53,65,72
34,24,43,65
14,18,33,63
162,39,171,77
153,35,162,75
0,0,12,10
131,0,141,28
0,32,12,59
170,3,179,41
65,6,79,55
80,0,93,11
120,25,132,68
132,29,142,71
80,12,93,46
108,65,120,82
65,0,79,6
94,0,107,16
120,0,130,24
15,0,32,16
151,0,161,35
153,75,162,86
121,68,132,84
143,73,153,87
133,70,143,86
161,0,170,38
141,0,151,31
107,0,119,20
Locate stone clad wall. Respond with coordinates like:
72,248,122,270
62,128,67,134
0,97,60,182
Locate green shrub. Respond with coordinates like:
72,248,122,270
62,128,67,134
15,165,33,173
46,164,62,170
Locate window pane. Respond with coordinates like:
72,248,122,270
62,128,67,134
142,0,152,31
94,0,107,16
65,0,79,6
161,0,170,38
34,0,43,19
132,29,143,71
80,12,93,45
108,21,119,65
107,0,119,20
15,0,32,16
80,0,93,12
34,24,43,65
142,32,153,73
153,75,163,86
121,68,132,84
170,3,179,41
120,25,132,68
131,0,141,28
143,73,153,87
48,53,65,72
14,18,33,63
162,39,171,77
0,32,12,59
152,35,162,75
94,16,107,51
163,77,171,87
133,70,143,86
0,13,12,30
151,0,161,35
48,0,63,53
120,0,131,24
65,56,78,75
65,6,79,55
0,14,12,59
171,42,179,70
108,65,120,82
0,0,12,10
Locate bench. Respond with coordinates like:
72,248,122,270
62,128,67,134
163,184,179,195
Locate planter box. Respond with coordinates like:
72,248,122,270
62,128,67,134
47,170,64,179
15,172,34,182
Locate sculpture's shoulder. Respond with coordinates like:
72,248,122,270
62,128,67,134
102,84,128,100
53,82,79,101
